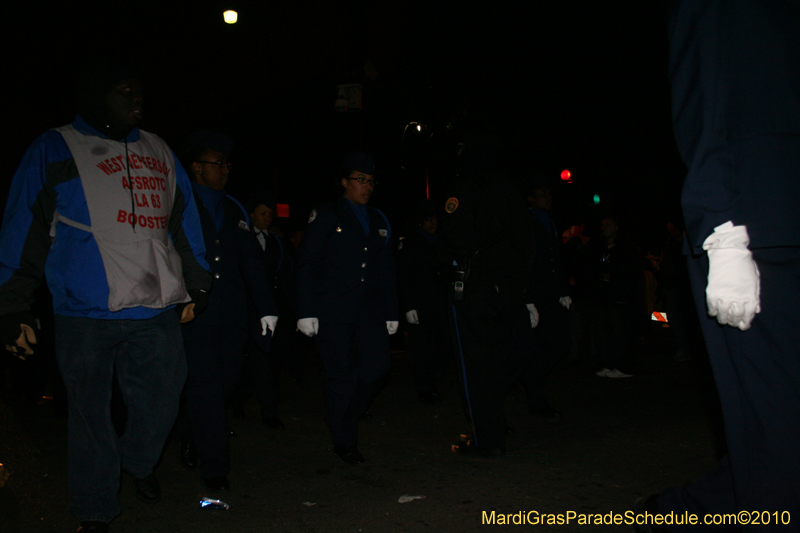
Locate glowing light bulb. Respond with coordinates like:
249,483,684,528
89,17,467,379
223,10,238,24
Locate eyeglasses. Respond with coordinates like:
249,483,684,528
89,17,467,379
197,160,231,169
346,177,377,186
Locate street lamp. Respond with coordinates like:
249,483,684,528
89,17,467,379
223,10,238,24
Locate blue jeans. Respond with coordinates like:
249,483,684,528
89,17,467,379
55,311,187,523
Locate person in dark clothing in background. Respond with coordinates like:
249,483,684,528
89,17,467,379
588,216,642,379
516,178,572,417
175,131,278,492
396,200,452,405
437,136,538,457
231,191,298,429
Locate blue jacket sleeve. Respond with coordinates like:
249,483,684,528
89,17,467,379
0,134,59,315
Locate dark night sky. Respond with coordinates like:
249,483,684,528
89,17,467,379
3,1,686,244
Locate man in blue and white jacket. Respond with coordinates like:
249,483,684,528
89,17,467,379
0,60,211,533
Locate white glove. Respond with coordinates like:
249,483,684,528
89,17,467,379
526,303,539,328
386,321,399,335
261,315,278,336
297,317,319,337
702,221,761,331
405,309,419,324
559,296,572,310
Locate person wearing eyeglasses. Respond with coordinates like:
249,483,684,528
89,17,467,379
174,131,278,492
295,151,398,465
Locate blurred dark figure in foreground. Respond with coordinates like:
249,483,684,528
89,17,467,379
0,60,211,533
515,177,572,417
634,1,800,531
437,135,538,457
396,200,452,404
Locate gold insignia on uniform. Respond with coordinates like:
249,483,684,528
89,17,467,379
308,210,317,223
445,197,459,213
336,227,342,232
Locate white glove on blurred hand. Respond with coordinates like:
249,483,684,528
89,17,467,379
405,310,419,325
702,221,761,331
559,296,572,310
526,303,539,328
261,316,278,336
297,317,319,337
387,321,399,335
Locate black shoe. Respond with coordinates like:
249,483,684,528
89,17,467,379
263,417,286,430
78,522,109,532
529,404,561,418
131,473,161,504
333,445,366,465
180,441,198,469
451,438,505,457
203,475,230,491
418,391,441,405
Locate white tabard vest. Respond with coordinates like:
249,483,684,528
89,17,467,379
56,125,190,312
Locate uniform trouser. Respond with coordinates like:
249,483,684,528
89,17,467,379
590,302,635,373
656,247,800,531
178,325,247,479
315,318,391,448
517,301,569,409
450,285,531,450
56,312,186,523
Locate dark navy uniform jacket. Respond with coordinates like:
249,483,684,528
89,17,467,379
297,197,397,324
396,230,448,322
192,193,277,329
670,0,800,252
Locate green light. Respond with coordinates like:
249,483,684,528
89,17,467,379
593,194,600,205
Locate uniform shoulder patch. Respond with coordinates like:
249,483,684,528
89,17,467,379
238,220,250,231
445,197,459,214
308,209,317,224
379,229,388,237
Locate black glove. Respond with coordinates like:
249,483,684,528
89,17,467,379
1,311,37,359
188,289,209,317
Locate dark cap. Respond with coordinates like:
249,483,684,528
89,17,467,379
180,130,235,158
342,151,375,174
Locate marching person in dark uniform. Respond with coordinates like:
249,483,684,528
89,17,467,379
586,215,641,378
175,131,278,491
516,177,572,416
295,151,398,465
634,1,800,530
437,138,538,457
231,191,297,429
396,200,452,404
